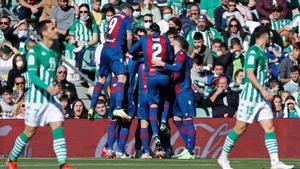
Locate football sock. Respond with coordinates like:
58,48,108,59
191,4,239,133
91,82,103,108
221,130,239,159
149,107,159,137
117,122,130,154
115,82,125,109
173,120,188,147
161,101,169,123
52,127,67,166
140,128,150,154
183,119,196,154
265,132,279,166
9,132,29,162
107,120,117,151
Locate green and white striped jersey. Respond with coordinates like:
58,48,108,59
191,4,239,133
0,30,5,44
240,45,268,103
26,42,59,104
271,19,291,30
167,0,186,16
186,27,223,48
69,19,99,42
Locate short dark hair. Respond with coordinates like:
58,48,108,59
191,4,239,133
230,38,241,48
1,86,13,95
293,42,300,49
290,66,299,73
96,99,107,106
105,7,116,15
212,38,222,45
193,32,203,40
149,23,161,34
14,75,25,82
193,56,203,65
0,15,11,23
36,20,52,37
143,13,153,19
174,36,186,48
253,25,270,40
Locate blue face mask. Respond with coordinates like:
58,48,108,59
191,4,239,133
18,31,28,41
163,13,172,21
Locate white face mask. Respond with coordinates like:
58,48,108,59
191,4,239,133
18,31,28,39
80,15,90,21
16,61,24,68
106,16,112,21
144,22,151,29
163,13,172,21
133,11,141,18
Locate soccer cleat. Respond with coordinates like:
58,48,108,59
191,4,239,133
154,137,163,151
160,122,170,135
175,148,189,158
104,150,114,158
140,153,152,159
115,152,131,159
60,163,77,169
177,152,195,160
271,161,294,169
217,156,233,169
135,149,143,158
6,161,17,169
113,109,131,119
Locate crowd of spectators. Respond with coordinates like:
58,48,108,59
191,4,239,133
1,0,300,119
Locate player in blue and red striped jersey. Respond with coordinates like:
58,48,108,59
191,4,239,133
127,23,174,151
152,36,196,159
89,5,133,120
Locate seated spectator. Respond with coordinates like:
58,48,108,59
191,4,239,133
283,96,300,118
99,7,115,44
59,95,73,119
69,4,99,72
270,5,291,31
56,65,78,103
281,91,290,104
91,0,102,26
131,3,143,31
7,54,27,89
256,0,288,19
208,75,239,118
229,69,244,93
259,17,283,48
94,99,108,119
268,78,281,94
18,0,45,20
12,75,26,104
222,0,246,30
189,32,213,69
13,99,25,119
0,41,19,84
71,99,87,119
266,42,285,79
284,66,300,95
73,0,92,14
214,0,228,32
272,95,284,118
236,0,253,21
0,86,16,119
180,3,198,38
168,17,182,36
157,6,173,35
49,0,75,36
0,16,11,44
280,42,300,83
142,14,154,30
141,0,161,23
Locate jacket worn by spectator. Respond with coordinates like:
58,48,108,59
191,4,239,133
280,55,299,80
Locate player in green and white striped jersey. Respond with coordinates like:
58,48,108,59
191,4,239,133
6,20,76,169
217,26,294,169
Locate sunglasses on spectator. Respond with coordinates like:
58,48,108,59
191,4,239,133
230,24,238,28
79,11,88,14
16,82,24,85
272,9,282,13
144,20,153,23
190,13,198,16
0,22,9,25
228,4,236,7
133,9,141,11
261,23,271,26
58,71,67,74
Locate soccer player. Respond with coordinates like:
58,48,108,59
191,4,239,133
127,23,173,151
6,20,76,169
217,26,294,169
152,36,196,159
89,5,133,120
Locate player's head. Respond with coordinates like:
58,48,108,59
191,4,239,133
149,23,161,35
121,5,133,17
36,20,58,40
173,36,185,50
252,25,270,46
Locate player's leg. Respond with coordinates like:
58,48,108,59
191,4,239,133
116,120,131,158
140,120,151,158
106,119,117,158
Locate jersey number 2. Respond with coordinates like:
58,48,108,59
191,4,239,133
152,43,162,61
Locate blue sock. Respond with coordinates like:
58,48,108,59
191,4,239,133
184,119,196,154
161,101,169,123
117,123,130,153
91,82,103,108
107,120,117,151
173,120,188,147
140,128,150,154
115,82,125,109
149,107,159,137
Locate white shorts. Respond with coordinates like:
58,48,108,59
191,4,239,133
236,99,274,124
25,101,64,127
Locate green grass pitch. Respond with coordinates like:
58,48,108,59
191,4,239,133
1,158,299,169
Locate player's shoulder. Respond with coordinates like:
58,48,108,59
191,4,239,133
247,45,260,55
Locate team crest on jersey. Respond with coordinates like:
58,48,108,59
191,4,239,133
248,55,255,65
28,55,35,65
42,52,46,56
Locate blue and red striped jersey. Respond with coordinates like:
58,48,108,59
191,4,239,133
164,50,192,94
138,63,147,93
104,13,132,50
128,33,173,76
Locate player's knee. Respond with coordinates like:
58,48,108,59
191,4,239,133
117,74,126,83
24,128,36,138
263,125,275,133
173,116,182,121
150,104,157,108
141,120,149,128
234,125,247,135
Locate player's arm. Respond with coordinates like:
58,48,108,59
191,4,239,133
127,38,142,58
127,30,132,50
153,53,185,72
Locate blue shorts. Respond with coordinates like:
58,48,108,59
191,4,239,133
137,91,149,120
98,46,126,77
173,89,196,118
147,74,170,105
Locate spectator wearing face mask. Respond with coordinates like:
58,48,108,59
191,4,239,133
7,54,27,90
99,7,115,44
131,3,143,30
142,14,153,30
141,0,161,23
157,6,173,35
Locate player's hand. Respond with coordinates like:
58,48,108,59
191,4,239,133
126,52,133,59
262,90,274,101
47,86,59,95
88,109,94,121
152,59,165,67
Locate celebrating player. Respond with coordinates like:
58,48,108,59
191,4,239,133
6,20,76,169
217,26,294,169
